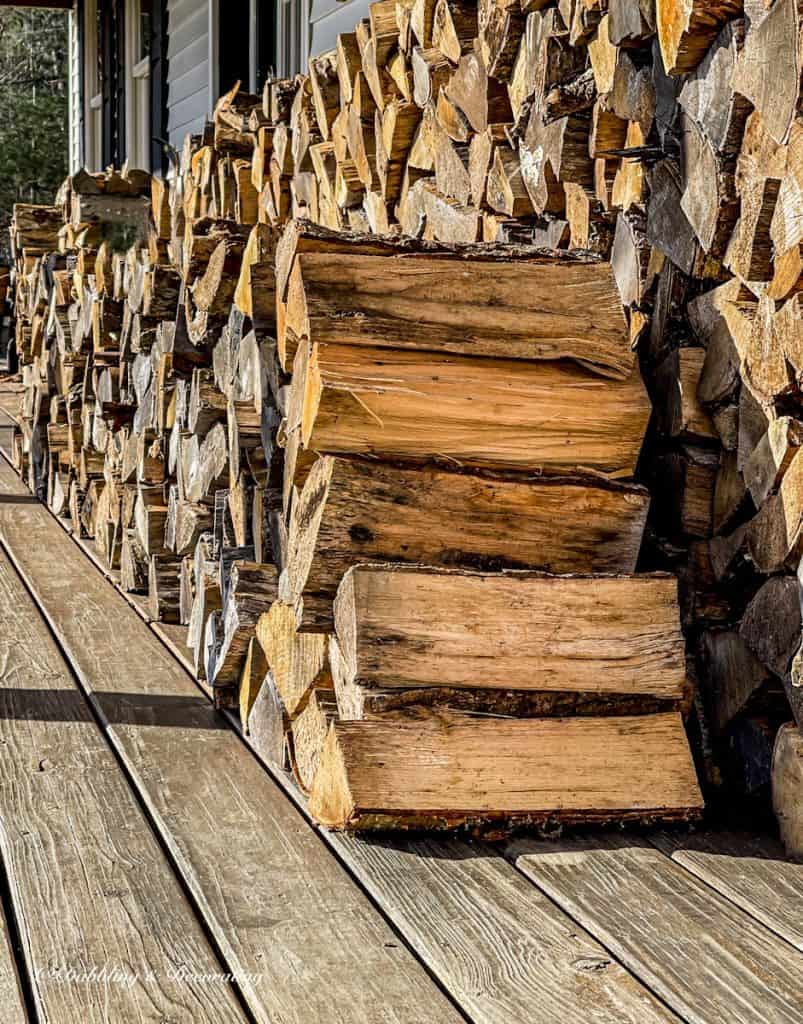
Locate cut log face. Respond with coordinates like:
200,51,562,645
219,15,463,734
308,712,704,831
773,723,803,859
255,601,331,716
697,629,773,736
732,0,801,147
333,565,687,706
743,417,803,508
292,687,339,792
657,0,743,76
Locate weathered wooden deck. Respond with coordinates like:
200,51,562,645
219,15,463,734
0,398,801,1023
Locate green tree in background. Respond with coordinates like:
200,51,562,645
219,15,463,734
0,8,68,262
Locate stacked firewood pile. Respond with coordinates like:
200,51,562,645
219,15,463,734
6,0,803,843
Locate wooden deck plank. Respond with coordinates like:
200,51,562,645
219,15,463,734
325,835,681,1024
506,835,803,1024
222,708,683,1024
0,887,27,1023
0,457,461,1024
651,831,803,952
0,550,245,1023
11,415,666,1024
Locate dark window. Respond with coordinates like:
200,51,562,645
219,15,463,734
99,0,126,166
219,0,252,94
149,0,168,174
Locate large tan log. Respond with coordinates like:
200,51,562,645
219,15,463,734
283,455,650,630
288,340,651,477
308,711,703,831
724,111,786,287
275,217,616,303
479,0,525,81
283,251,631,377
486,146,534,217
192,238,245,316
333,564,686,713
770,122,803,299
444,45,513,133
773,723,803,859
411,46,452,107
233,223,277,324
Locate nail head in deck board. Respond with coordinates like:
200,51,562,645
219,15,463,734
0,459,462,1024
506,835,803,1024
328,835,680,1024
0,552,245,1023
650,831,803,952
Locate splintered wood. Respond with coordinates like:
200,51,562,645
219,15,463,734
18,0,803,837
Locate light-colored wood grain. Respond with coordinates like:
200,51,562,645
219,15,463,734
0,457,462,1024
286,251,632,378
286,455,650,631
293,342,651,476
334,565,687,700
328,835,680,1024
0,550,245,1023
507,835,803,1024
309,712,703,829
651,830,803,951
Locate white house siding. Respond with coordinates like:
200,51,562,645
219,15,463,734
309,0,371,59
166,0,212,148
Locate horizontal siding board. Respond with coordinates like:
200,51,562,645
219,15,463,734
310,0,371,56
167,59,209,109
167,90,210,134
169,0,209,43
168,33,209,84
167,0,210,148
309,0,347,23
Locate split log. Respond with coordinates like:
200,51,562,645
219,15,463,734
308,711,703,831
656,0,743,76
283,250,631,377
331,565,687,718
283,454,650,630
287,341,651,478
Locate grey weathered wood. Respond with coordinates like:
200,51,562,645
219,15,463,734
0,550,244,1023
507,835,803,1024
221,708,679,1024
326,835,680,1024
0,457,461,1024
651,831,803,952
0,893,26,1024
